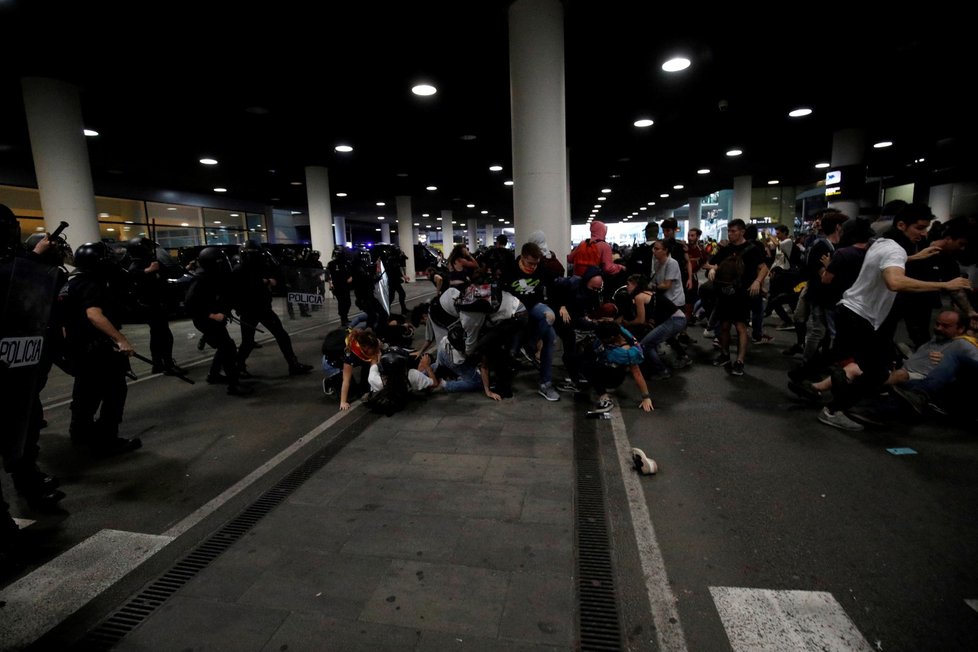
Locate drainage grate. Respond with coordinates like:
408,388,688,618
575,411,623,651
72,413,373,651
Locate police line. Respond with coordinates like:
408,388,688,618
287,292,325,306
0,335,43,369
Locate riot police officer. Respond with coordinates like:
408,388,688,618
232,241,313,377
60,241,142,456
185,247,252,396
326,246,354,327
127,237,184,375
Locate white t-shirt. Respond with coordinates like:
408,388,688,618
839,238,907,330
653,256,685,308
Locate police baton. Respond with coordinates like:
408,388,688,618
128,350,196,384
228,314,266,334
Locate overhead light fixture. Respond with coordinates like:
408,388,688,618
639,207,647,211
199,157,218,165
673,184,684,190
436,217,442,221
697,169,711,175
412,84,437,96
375,228,382,232
422,213,430,217
426,186,437,191
489,165,503,172
180,222,190,227
98,212,110,218
167,207,177,211
290,181,303,186
106,227,115,232
634,118,654,128
334,144,353,153
481,210,488,214
660,193,669,198
768,180,779,185
873,141,893,149
662,57,691,72
413,222,419,226
377,216,385,220
336,192,347,197
726,149,743,157
291,211,301,215
647,202,655,206
83,129,99,137
601,188,612,193
230,213,239,217
594,204,601,208
597,197,607,201
498,218,505,222
815,162,831,169
504,180,514,186
466,204,475,208
214,187,227,193
376,201,386,206
788,107,813,118
213,220,222,224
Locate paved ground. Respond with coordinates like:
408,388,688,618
2,282,977,651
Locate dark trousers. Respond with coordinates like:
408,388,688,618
390,282,408,314
69,348,129,440
828,306,895,412
238,307,297,366
146,306,175,365
333,289,352,325
194,318,240,383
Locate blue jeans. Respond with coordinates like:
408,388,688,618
639,315,687,375
514,302,556,384
907,338,978,398
435,344,483,393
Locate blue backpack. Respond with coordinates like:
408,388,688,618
594,326,644,367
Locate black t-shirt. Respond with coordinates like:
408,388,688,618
708,241,765,288
327,258,353,291
59,272,120,351
803,238,835,304
821,245,867,307
499,257,554,310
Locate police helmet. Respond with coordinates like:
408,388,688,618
26,232,73,267
127,236,158,258
73,241,112,272
196,246,231,272
0,203,22,256
239,240,262,263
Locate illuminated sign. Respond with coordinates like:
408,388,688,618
825,186,842,197
826,170,842,185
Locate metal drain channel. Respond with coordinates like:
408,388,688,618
575,412,623,651
72,414,372,651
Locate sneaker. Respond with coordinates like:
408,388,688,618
538,382,560,402
730,360,744,376
713,353,731,368
751,334,773,344
891,385,928,416
817,407,864,431
712,337,721,349
673,355,693,369
556,378,580,393
519,347,540,369
788,380,823,402
593,397,614,413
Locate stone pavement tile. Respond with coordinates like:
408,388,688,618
361,560,509,637
340,512,466,562
117,596,287,651
237,550,390,620
416,629,565,651
260,612,422,652
286,470,359,507
388,428,467,454
247,504,367,553
180,546,286,602
519,484,575,526
333,477,526,519
310,446,407,477
450,519,573,573
483,456,572,487
455,432,549,458
498,571,577,647
399,452,491,482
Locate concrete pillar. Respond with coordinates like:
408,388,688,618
732,176,752,221
467,218,479,251
381,223,391,244
828,128,865,219
688,197,702,231
440,210,453,251
486,222,494,244
333,216,347,248
396,196,415,282
509,0,570,251
21,77,100,245
304,166,335,256
928,184,953,222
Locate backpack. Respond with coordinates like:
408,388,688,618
714,248,746,293
570,239,602,276
454,281,501,313
593,326,644,367
364,351,411,416
446,319,467,353
321,327,349,367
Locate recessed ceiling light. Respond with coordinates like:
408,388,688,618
639,207,647,211
815,162,831,169
662,57,691,72
413,223,420,226
377,216,385,220
873,141,893,149
647,202,655,206
634,118,654,128
334,144,353,153
673,184,684,190
375,228,382,232
124,220,133,224
481,210,489,214
412,84,437,96
214,187,227,193
422,213,430,217
489,165,503,172
426,186,437,191
498,218,505,222
504,180,514,186
336,192,347,197
291,211,301,215
697,169,710,175
376,202,386,206
180,222,190,227
199,158,218,165
788,107,813,118
768,180,779,185
460,134,477,141
271,197,279,201
598,197,607,201
726,149,743,157
594,204,601,209
98,212,110,218
660,193,669,198
213,221,222,224
106,227,115,232
290,181,303,186
436,217,443,221
167,207,177,211
230,213,239,217
83,129,99,137
601,188,612,194
466,204,475,208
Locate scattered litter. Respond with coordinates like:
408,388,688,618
821,494,826,498
630,447,657,475
315,592,322,597
886,447,917,456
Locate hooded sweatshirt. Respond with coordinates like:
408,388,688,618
528,229,565,277
569,221,624,276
